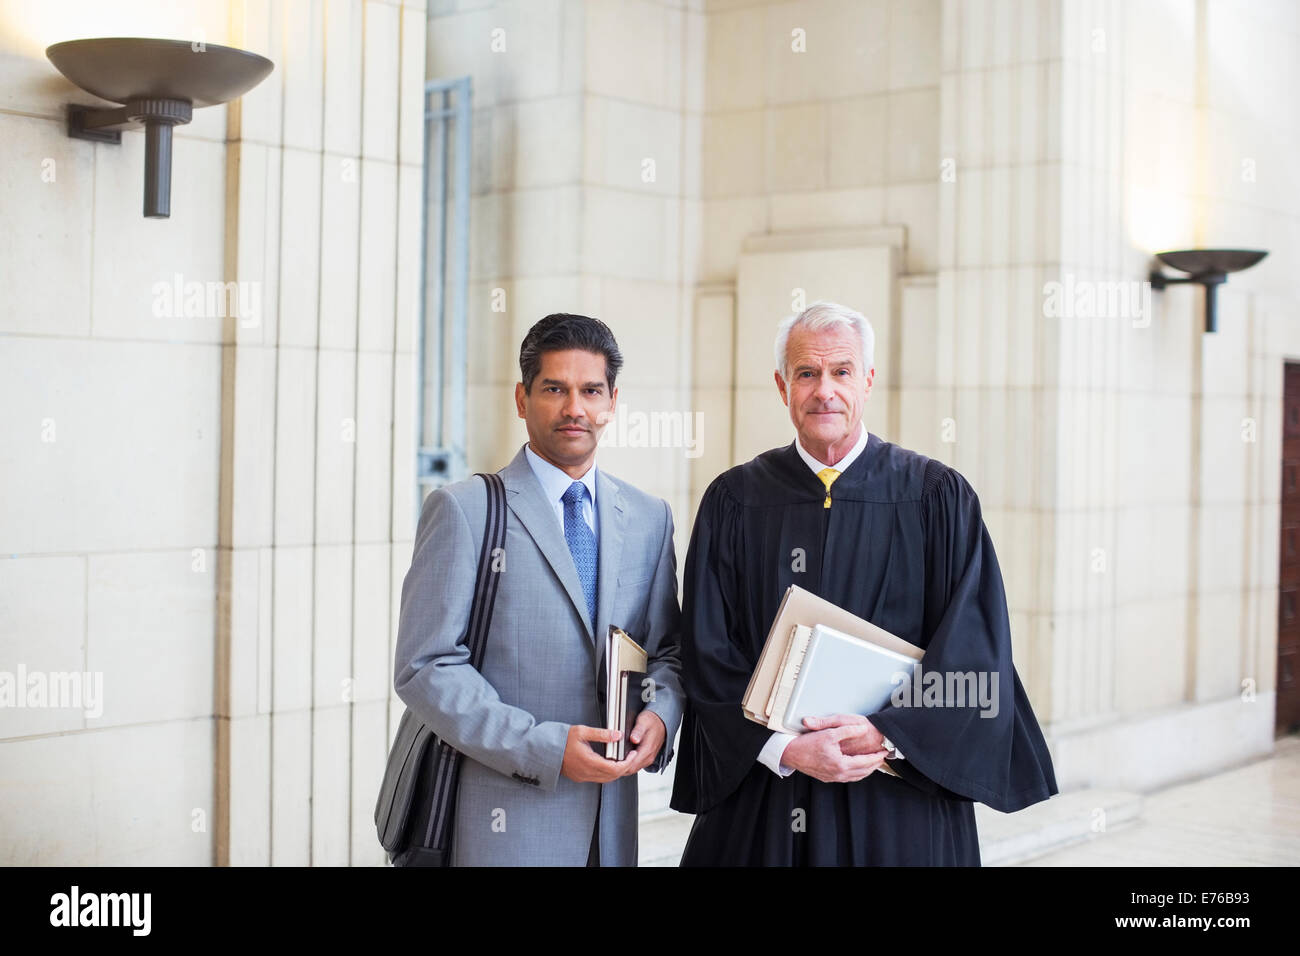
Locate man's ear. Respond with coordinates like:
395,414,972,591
863,366,875,398
514,381,527,419
597,385,618,429
774,369,789,407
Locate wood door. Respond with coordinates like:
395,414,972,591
1278,363,1300,733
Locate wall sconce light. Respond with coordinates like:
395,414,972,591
46,38,274,219
1149,249,1268,334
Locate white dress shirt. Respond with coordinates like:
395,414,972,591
756,425,905,776
524,442,598,539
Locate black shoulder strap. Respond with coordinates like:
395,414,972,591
465,472,507,670
420,471,508,853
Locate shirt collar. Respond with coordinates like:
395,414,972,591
524,442,598,507
794,424,870,476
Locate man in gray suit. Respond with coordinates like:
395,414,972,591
394,313,684,866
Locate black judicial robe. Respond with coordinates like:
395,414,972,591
669,434,1058,866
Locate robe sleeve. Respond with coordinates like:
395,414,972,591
669,475,774,814
866,464,1058,813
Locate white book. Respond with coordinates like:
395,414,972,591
783,623,920,733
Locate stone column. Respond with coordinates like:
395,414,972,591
217,0,426,866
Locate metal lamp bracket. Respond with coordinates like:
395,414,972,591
67,98,194,218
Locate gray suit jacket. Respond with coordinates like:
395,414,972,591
393,443,684,865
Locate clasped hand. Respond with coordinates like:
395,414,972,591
780,713,890,783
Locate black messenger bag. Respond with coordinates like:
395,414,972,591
374,471,507,866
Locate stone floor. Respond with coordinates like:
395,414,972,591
638,733,1300,866
1023,733,1300,866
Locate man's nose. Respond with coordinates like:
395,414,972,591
562,390,585,419
814,373,836,401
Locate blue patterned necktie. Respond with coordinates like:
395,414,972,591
562,481,597,627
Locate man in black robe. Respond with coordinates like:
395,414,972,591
670,301,1057,865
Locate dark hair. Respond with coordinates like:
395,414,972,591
518,313,624,393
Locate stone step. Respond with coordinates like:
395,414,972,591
981,788,1144,865
635,788,1145,867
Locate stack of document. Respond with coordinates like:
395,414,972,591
604,626,648,760
742,586,925,777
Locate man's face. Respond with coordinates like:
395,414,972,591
515,349,617,471
774,324,874,449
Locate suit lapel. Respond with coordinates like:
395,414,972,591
500,445,594,642
593,468,626,674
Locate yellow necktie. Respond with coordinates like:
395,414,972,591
817,467,840,509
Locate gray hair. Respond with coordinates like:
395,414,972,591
774,301,874,379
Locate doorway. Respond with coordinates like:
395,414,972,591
1278,362,1300,732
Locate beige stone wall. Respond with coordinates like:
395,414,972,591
932,0,1064,762
0,0,426,865
1044,0,1299,790
696,0,941,496
0,0,236,865
217,0,426,866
